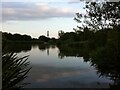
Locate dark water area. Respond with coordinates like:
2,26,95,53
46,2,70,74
4,43,120,88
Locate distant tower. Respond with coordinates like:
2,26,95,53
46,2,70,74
47,31,49,37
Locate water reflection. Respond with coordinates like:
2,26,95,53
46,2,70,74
58,45,90,62
47,49,49,55
5,43,120,88
89,45,120,88
4,43,32,53
57,43,120,89
38,44,50,51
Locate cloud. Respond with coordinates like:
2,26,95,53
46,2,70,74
2,2,77,22
68,0,81,3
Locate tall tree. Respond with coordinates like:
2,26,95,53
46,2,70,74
74,1,120,31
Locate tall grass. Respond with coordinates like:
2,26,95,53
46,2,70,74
2,45,31,90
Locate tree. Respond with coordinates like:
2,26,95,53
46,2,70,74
74,1,120,31
58,30,64,38
2,32,32,41
22,34,32,41
39,35,50,42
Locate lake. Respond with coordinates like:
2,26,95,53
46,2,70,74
15,44,113,88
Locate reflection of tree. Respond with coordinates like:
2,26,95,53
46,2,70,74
3,43,32,53
57,40,120,89
51,45,56,49
89,42,120,89
38,44,50,51
57,44,90,60
2,47,31,90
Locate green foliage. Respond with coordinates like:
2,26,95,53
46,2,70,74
74,2,120,31
58,32,78,41
2,32,32,41
2,47,31,90
2,32,57,45
38,35,50,42
58,30,65,38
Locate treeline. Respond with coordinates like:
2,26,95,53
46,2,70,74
58,26,120,48
2,32,57,44
2,32,32,41
57,26,120,60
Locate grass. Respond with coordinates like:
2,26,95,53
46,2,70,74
2,50,31,90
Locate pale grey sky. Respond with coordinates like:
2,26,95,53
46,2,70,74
2,0,85,38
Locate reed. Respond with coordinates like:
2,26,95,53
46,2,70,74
2,49,31,90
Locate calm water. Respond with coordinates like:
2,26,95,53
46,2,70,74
16,45,113,88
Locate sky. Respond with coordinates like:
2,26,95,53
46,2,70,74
1,0,86,38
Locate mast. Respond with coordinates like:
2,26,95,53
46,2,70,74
47,31,49,37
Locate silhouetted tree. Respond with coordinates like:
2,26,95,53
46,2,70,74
2,32,32,41
74,1,120,31
39,35,50,42
58,30,64,38
22,34,32,41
